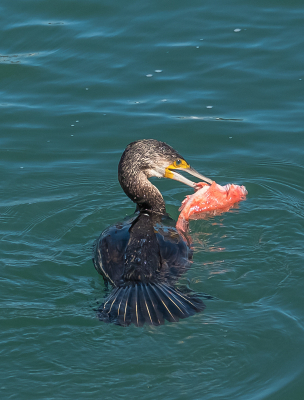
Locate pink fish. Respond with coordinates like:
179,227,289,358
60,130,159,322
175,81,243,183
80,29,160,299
176,181,248,232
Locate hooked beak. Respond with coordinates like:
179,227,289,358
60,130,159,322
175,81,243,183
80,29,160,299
184,167,213,185
164,162,213,188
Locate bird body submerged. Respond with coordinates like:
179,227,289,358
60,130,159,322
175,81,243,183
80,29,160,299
176,181,248,232
93,139,211,327
94,212,203,326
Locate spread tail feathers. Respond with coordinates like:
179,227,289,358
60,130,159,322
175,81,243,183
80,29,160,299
97,282,205,327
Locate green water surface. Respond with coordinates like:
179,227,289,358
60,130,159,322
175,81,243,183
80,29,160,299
1,1,304,399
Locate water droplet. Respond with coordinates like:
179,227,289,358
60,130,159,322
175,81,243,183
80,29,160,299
71,124,74,126
196,46,199,48
234,29,241,32
155,70,162,73
200,38,204,41
85,88,89,90
206,106,213,109
20,166,24,169
146,74,153,77
76,120,79,123
71,134,74,137
161,99,167,102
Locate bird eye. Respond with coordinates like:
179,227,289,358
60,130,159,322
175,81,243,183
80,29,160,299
176,159,181,166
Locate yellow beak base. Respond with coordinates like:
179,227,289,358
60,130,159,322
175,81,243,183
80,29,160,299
164,160,190,179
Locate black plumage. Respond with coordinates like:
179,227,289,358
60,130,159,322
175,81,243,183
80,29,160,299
93,139,209,326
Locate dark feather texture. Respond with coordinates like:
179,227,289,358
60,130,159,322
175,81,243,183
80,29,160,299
93,139,206,327
98,282,205,326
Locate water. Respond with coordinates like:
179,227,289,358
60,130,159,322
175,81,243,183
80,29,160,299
1,0,304,398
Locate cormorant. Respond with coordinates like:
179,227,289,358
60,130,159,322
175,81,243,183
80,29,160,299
93,139,212,326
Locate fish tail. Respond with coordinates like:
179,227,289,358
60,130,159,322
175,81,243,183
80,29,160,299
97,282,205,327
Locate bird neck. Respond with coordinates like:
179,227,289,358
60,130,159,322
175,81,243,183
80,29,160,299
124,212,161,283
119,170,166,214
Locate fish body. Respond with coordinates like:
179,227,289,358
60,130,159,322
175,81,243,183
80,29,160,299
176,182,247,232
